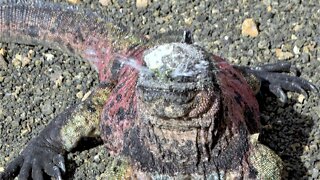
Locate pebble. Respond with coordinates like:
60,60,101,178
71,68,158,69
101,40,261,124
291,34,298,40
99,0,111,6
0,54,7,69
293,24,303,32
297,94,305,104
40,101,54,115
12,54,22,68
76,91,84,99
303,42,316,54
316,161,320,169
136,0,148,9
312,168,319,178
21,56,31,67
93,154,101,163
301,53,310,63
275,48,294,60
293,45,300,55
43,53,55,61
267,5,272,12
34,59,42,66
20,128,29,136
0,48,6,56
67,0,80,4
241,18,259,37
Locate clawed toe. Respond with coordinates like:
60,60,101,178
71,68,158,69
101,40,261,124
0,149,66,180
253,62,293,73
235,62,319,103
264,73,318,103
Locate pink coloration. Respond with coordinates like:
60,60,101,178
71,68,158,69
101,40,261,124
100,48,146,154
81,36,114,82
81,37,125,82
213,55,260,134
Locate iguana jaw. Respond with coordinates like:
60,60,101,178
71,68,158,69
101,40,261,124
137,88,220,130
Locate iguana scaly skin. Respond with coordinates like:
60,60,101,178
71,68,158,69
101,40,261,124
0,1,318,180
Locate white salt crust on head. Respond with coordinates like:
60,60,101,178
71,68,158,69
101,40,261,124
143,43,209,77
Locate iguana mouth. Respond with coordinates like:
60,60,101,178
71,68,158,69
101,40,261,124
137,71,213,106
137,84,197,104
137,85,219,129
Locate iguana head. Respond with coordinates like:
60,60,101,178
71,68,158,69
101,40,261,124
137,43,220,129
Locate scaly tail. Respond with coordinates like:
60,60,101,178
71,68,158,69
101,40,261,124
0,0,145,81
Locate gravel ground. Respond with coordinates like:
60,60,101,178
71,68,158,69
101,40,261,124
0,0,319,179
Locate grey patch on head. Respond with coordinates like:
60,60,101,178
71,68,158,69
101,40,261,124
143,43,210,79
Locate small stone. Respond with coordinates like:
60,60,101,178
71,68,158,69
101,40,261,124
40,102,54,115
12,54,22,68
76,84,82,90
99,0,111,6
54,75,64,88
315,161,320,169
0,166,4,172
136,0,148,9
43,53,55,61
21,56,31,67
312,168,319,178
34,59,42,66
0,55,7,69
293,45,300,55
93,154,101,163
82,91,92,101
12,86,22,98
241,18,259,37
291,34,298,40
67,0,80,4
211,8,219,14
0,48,6,56
302,42,316,54
293,24,303,32
27,49,35,59
184,17,193,25
159,28,166,33
247,49,254,56
275,48,294,60
20,128,29,136
267,5,272,12
301,53,310,63
76,91,84,99
258,40,268,49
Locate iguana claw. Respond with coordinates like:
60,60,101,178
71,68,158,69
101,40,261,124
235,62,319,103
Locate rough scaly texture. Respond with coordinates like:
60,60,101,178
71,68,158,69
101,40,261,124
0,0,145,81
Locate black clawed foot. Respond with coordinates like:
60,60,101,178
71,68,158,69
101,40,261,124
0,138,66,180
236,62,319,103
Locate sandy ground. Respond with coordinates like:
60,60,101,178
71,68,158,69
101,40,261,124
0,0,319,179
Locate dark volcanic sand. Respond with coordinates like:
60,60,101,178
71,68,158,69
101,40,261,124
0,0,319,179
